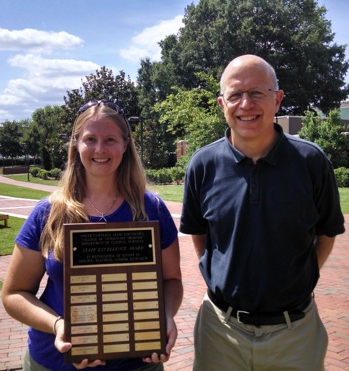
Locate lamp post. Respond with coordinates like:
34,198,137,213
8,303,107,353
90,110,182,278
127,116,144,164
21,142,30,181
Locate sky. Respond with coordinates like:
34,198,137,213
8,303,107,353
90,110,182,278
0,0,348,122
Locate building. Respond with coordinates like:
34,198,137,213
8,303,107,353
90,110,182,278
277,101,349,135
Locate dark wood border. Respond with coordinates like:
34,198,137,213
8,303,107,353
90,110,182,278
63,221,166,363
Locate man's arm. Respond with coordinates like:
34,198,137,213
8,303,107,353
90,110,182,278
315,235,336,269
192,234,206,260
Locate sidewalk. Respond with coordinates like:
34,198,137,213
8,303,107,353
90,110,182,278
0,175,348,370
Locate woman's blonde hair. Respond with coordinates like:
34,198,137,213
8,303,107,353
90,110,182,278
40,103,147,261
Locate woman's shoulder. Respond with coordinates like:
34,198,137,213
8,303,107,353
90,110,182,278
144,191,168,215
144,190,163,204
33,197,51,215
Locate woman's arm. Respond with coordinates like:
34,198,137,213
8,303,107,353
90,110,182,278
3,244,106,369
2,244,59,332
144,237,183,363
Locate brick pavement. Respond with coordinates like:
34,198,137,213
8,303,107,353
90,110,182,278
0,176,348,370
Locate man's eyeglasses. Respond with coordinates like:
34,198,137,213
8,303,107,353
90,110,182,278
220,88,278,105
78,100,125,115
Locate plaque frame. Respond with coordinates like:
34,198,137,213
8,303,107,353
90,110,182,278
63,221,166,363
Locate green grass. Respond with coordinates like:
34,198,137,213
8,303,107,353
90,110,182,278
0,183,50,199
148,184,184,203
339,188,349,214
0,217,25,255
6,173,59,186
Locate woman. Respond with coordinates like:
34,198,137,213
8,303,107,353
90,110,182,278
2,100,183,370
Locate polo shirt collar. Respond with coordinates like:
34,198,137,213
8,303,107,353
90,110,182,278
224,123,285,165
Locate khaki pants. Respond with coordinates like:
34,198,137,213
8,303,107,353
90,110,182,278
24,350,164,371
194,293,328,371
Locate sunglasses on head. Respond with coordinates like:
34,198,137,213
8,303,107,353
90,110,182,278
78,100,125,115
78,100,132,138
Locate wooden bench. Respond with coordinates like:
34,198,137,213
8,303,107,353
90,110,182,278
0,214,9,227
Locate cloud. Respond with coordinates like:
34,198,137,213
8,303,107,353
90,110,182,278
0,27,97,120
9,54,99,78
0,14,185,121
120,15,183,62
0,28,84,53
0,54,100,120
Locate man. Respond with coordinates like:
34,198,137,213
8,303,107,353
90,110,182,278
179,54,345,370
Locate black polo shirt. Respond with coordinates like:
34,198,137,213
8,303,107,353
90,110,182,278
180,124,345,313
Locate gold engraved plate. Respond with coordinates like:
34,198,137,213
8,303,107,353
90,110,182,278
135,331,160,341
132,281,158,290
71,295,97,304
102,293,128,302
103,333,129,342
134,311,159,320
133,301,158,310
71,325,98,334
102,273,127,282
132,272,157,280
71,275,96,283
103,313,129,322
133,291,158,300
103,323,129,332
71,285,96,293
71,346,99,356
135,342,161,351
71,305,97,323
102,283,127,292
134,321,160,330
102,303,128,312
71,335,98,345
104,344,130,353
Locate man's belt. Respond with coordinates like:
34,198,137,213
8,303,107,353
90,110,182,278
207,289,311,326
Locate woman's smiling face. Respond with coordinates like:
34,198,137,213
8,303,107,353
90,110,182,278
77,115,128,180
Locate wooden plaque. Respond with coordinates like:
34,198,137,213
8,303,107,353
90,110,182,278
63,221,166,363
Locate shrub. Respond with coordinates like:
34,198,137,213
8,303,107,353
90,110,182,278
30,166,41,177
37,169,49,180
49,168,62,180
169,166,185,184
299,109,349,169
334,167,349,187
156,168,172,184
145,166,185,184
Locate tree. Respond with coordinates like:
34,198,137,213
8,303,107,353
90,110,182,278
22,121,41,164
136,58,179,169
0,120,24,165
298,109,349,168
63,67,140,129
31,105,64,170
153,0,348,115
154,73,226,162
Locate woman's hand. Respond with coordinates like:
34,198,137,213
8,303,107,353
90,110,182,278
142,316,178,364
54,318,106,368
142,238,183,364
72,359,107,369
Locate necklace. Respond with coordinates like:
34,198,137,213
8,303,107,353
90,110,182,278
87,197,116,222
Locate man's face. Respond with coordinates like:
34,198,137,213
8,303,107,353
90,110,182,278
218,60,284,143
